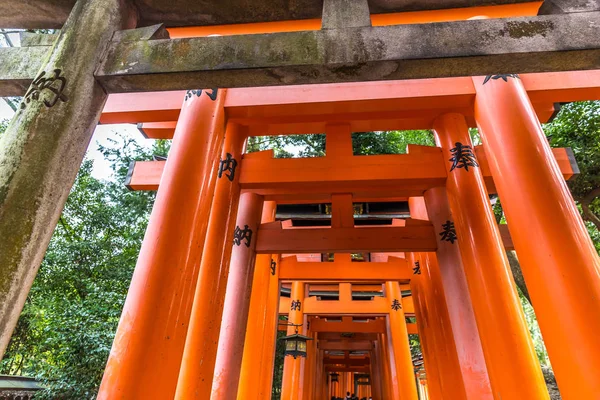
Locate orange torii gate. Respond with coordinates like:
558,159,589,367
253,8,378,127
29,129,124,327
93,67,600,400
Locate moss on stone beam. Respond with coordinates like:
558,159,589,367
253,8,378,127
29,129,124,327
93,11,600,92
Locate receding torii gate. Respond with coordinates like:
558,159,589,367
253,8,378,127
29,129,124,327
1,0,600,399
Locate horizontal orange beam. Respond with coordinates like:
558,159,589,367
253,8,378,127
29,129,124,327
123,146,577,203
325,366,371,373
279,296,415,316
319,340,373,351
308,284,384,292
279,256,411,282
256,224,438,254
310,318,385,334
318,333,378,341
100,70,600,133
167,2,541,38
323,357,370,366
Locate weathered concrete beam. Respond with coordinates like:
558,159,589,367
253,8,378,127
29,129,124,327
94,12,600,92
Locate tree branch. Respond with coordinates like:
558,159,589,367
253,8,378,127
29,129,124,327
579,187,600,230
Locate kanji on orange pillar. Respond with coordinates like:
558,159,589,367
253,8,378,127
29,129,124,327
237,201,277,400
406,252,443,400
434,112,549,399
175,121,245,399
258,255,282,398
385,281,419,400
98,89,226,400
210,192,265,400
281,281,306,400
474,75,600,398
423,187,493,399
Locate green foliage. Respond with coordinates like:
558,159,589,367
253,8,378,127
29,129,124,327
0,134,169,398
544,101,600,252
247,130,434,159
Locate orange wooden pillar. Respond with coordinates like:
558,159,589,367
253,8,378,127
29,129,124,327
98,90,226,399
385,281,419,400
174,121,245,399
237,202,277,400
384,324,401,400
378,332,395,400
422,187,493,400
369,347,383,400
258,255,282,398
210,192,265,400
474,76,600,398
303,328,317,400
406,255,442,400
281,281,306,400
433,113,548,399
406,245,465,398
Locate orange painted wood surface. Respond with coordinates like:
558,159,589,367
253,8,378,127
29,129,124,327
256,225,438,254
310,318,385,333
100,70,600,135
124,147,576,204
279,255,411,282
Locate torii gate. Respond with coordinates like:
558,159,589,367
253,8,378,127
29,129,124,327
1,1,600,399
105,65,598,399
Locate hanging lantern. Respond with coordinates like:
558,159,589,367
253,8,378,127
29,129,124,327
330,372,339,382
279,331,312,359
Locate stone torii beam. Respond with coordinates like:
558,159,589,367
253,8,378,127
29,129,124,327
0,12,600,94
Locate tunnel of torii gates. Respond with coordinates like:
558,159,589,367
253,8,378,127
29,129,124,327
1,0,600,399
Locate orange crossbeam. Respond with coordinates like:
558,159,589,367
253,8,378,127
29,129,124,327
256,224,437,254
278,296,415,316
279,255,411,282
323,357,371,366
123,147,577,203
310,318,385,334
167,2,541,39
319,340,373,351
100,70,600,134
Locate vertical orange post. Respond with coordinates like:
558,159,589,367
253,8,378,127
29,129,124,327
434,113,549,399
258,255,282,398
370,344,383,400
210,192,265,400
406,252,443,400
98,90,226,400
281,281,306,400
474,76,600,398
174,121,245,399
303,328,316,400
385,281,419,400
237,202,277,400
379,332,394,400
405,231,466,399
423,187,493,399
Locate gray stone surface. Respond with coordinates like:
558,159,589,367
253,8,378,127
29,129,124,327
0,0,537,29
539,0,600,14
0,0,136,357
94,12,600,92
1,12,599,96
322,0,371,30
